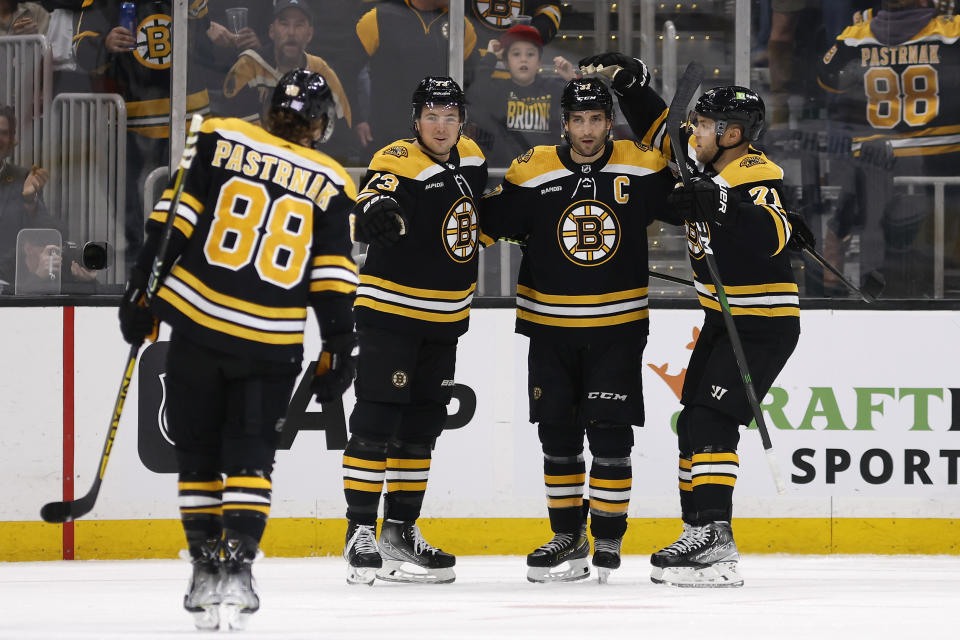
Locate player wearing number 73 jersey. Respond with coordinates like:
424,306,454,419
818,1,960,176
122,71,358,630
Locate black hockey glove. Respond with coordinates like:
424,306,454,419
786,210,815,251
310,332,357,403
578,52,649,94
118,267,159,345
353,195,408,247
667,177,739,227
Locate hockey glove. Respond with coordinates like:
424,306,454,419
353,195,408,247
310,332,358,403
667,177,739,227
118,268,159,345
578,52,649,94
786,210,815,251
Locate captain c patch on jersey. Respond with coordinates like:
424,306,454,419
443,196,479,262
557,200,620,266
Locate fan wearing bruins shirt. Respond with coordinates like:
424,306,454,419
75,0,212,266
467,0,561,50
818,0,960,295
118,71,358,631
481,72,679,584
340,77,488,586
631,85,801,589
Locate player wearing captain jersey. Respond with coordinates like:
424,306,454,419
118,70,358,629
339,76,488,585
481,73,680,584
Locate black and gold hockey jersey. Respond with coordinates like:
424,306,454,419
467,0,562,47
141,118,358,363
687,150,800,333
818,11,960,174
354,136,488,339
75,0,210,138
481,140,676,343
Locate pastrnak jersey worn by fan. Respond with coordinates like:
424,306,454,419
354,136,488,339
141,117,358,363
688,150,799,332
818,10,960,174
481,140,676,342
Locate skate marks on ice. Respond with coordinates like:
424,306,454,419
0,555,958,639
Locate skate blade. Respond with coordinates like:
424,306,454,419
526,558,590,584
188,605,220,631
346,565,378,586
376,560,455,584
597,567,612,584
653,563,744,588
221,604,255,630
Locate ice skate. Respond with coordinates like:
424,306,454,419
376,519,456,584
526,526,590,583
592,537,622,584
182,538,221,631
650,521,743,588
220,537,261,630
344,521,382,585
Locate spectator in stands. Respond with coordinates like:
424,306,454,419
0,0,50,36
222,0,351,132
75,0,211,268
351,0,478,152
0,104,96,292
465,24,576,167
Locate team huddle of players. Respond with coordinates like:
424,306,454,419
112,0,959,630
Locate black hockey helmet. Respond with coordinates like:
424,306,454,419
270,68,336,143
694,85,766,143
561,77,614,119
411,76,466,122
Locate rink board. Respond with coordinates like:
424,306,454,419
2,307,959,560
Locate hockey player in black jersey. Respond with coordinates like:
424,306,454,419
481,73,679,583
641,85,801,588
340,76,488,585
118,70,358,629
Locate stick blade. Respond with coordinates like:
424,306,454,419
40,501,75,523
861,270,886,302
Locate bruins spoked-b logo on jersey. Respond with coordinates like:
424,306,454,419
557,200,620,266
686,221,712,260
133,14,173,70
473,0,523,29
443,196,479,262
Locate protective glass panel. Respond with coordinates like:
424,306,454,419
15,228,61,295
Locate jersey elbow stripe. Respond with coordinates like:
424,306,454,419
536,5,562,28
764,205,788,254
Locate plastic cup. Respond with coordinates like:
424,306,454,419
511,15,532,26
225,7,248,34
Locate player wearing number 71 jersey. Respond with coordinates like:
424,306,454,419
119,70,358,630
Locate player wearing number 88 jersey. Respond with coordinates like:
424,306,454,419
124,70,358,630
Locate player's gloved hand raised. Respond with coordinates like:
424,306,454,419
578,52,649,93
118,268,159,345
310,332,358,403
353,195,408,247
667,177,739,227
786,210,815,251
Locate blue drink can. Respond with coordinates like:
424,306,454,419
119,2,137,35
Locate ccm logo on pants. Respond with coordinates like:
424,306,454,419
587,392,628,401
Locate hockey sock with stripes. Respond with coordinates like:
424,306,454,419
691,448,738,523
543,453,585,533
178,472,223,558
343,436,387,526
588,456,631,539
383,440,431,522
222,471,271,544
678,454,695,525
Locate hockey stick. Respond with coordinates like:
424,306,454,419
649,270,694,288
666,62,786,494
40,114,204,524
801,244,885,303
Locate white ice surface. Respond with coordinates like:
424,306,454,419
1,555,957,639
